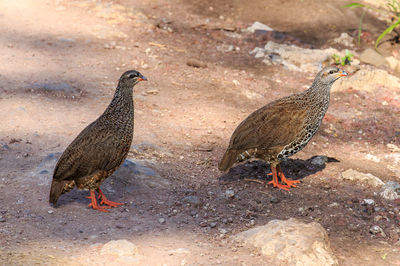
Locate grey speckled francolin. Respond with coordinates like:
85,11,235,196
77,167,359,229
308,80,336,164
49,70,147,212
219,66,347,190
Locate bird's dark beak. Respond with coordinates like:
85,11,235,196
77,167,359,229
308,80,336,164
337,70,348,77
138,74,148,82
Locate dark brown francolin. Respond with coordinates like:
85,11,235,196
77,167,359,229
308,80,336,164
49,70,147,212
219,66,347,190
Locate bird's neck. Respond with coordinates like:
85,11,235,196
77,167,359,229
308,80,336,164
103,85,134,119
303,81,332,106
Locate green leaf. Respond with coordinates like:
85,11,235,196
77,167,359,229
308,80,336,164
375,18,400,50
343,3,366,8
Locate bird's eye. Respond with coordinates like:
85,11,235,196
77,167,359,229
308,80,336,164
329,70,336,75
127,73,137,79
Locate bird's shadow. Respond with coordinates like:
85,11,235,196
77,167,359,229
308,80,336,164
219,155,339,182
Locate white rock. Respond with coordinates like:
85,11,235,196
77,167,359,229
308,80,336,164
234,218,338,266
333,66,400,92
380,181,400,200
216,44,234,53
101,239,138,257
365,153,380,163
362,199,375,205
245,21,273,33
387,143,400,153
168,248,190,255
385,56,400,72
333,32,354,47
339,169,384,187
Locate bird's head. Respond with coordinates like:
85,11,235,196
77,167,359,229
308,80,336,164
316,66,347,85
119,70,147,88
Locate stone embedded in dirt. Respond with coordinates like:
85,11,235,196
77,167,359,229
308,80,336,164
225,189,235,199
333,65,400,92
310,155,328,166
209,222,217,228
234,218,338,266
269,197,280,204
186,58,207,68
380,181,400,201
168,248,190,255
244,21,273,33
0,216,5,222
369,225,386,237
100,239,138,257
158,218,166,224
339,169,384,187
250,41,341,72
216,44,235,53
359,48,388,67
333,32,354,47
361,199,375,205
182,195,202,207
145,89,159,95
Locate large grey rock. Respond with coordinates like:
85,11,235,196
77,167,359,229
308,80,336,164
333,66,400,92
359,48,388,67
234,218,338,266
250,41,341,72
339,169,384,187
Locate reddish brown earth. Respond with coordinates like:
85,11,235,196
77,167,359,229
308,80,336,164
0,0,399,265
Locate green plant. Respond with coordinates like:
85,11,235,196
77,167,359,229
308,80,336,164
344,1,400,50
332,50,354,66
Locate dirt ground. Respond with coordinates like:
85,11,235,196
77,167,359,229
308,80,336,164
0,0,400,265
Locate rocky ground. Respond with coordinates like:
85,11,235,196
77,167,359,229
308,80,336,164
0,0,400,265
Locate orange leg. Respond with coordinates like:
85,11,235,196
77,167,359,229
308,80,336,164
267,165,289,191
87,190,109,212
97,188,124,208
276,164,300,188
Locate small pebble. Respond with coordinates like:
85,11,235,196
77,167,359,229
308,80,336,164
362,199,375,205
0,216,5,222
158,218,166,224
209,222,217,228
182,196,202,207
48,210,54,214
270,197,280,203
370,225,386,237
199,220,208,227
225,189,235,199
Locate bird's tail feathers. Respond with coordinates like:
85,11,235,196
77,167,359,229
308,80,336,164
49,179,75,205
219,150,238,171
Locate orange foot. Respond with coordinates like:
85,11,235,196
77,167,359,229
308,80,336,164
97,188,124,208
277,165,300,188
267,166,289,191
87,190,109,212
